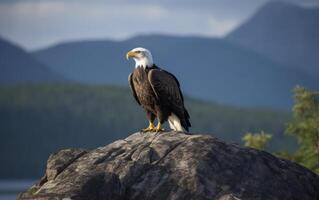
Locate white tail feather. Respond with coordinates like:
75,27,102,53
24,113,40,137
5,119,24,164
168,113,186,132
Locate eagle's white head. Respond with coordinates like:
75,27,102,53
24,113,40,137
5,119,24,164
126,47,153,68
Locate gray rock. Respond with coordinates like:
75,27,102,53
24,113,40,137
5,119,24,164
18,131,319,200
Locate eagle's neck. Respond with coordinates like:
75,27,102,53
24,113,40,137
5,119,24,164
134,57,153,69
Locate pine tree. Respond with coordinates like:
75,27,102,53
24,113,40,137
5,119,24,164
284,86,319,174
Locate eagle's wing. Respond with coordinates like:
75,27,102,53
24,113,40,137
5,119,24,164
148,69,184,110
128,73,141,105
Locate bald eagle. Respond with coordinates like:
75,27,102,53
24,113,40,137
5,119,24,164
126,47,191,132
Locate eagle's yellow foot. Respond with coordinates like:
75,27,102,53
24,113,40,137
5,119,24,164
154,123,165,132
141,122,155,132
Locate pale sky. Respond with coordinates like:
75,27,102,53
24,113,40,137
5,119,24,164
0,0,318,50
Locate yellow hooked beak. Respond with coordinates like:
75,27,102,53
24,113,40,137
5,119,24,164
126,51,137,60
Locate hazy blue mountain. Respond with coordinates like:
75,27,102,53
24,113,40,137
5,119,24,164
0,37,64,83
33,35,318,109
227,1,319,76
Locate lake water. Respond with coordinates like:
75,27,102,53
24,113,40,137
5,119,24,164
0,180,35,200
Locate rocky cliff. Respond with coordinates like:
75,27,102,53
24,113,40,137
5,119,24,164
19,131,319,200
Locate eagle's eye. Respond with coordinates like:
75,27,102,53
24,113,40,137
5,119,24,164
135,50,141,54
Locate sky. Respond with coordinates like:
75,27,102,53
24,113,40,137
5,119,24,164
0,0,318,50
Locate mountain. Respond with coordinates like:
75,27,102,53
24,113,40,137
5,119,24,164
19,132,319,200
0,84,292,178
227,1,319,76
0,37,64,83
32,35,319,109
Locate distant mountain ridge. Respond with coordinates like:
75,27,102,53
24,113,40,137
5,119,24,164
0,37,64,83
227,1,319,76
33,34,319,109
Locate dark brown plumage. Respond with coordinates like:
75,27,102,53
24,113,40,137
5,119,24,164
129,64,191,132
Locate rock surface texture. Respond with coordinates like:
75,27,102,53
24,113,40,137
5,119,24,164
19,131,319,200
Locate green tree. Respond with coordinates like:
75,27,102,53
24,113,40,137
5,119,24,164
242,86,319,174
242,131,272,150
283,86,319,174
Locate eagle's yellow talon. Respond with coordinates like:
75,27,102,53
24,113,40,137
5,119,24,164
141,127,155,132
154,123,165,132
141,122,155,132
155,128,165,132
